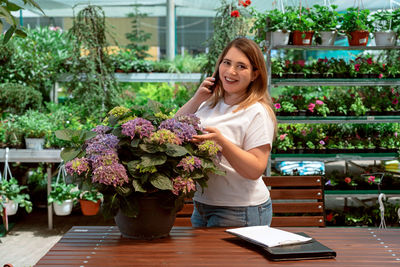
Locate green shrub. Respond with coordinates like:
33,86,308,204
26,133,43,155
0,83,42,115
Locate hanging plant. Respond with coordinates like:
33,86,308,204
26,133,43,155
67,5,121,117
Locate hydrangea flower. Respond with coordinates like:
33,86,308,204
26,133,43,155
177,156,202,172
197,140,221,156
121,118,155,139
147,129,181,145
85,134,119,155
159,118,196,142
176,114,201,131
92,125,111,134
65,157,90,175
172,176,196,195
92,162,129,187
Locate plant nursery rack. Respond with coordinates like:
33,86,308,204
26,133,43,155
277,115,400,124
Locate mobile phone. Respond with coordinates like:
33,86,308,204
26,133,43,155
208,70,220,92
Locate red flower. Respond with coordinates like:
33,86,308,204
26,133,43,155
367,57,372,65
344,177,352,184
393,98,399,105
295,60,305,67
354,64,360,72
239,0,251,7
326,213,334,222
379,73,383,79
230,10,240,17
382,63,386,70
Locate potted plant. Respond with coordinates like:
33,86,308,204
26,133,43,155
56,101,223,239
13,110,52,150
0,178,33,216
48,183,79,216
370,9,397,46
312,4,339,46
250,8,291,46
339,7,372,46
286,6,315,45
79,189,103,216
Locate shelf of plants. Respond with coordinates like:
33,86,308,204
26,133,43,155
277,115,400,124
267,44,399,165
272,78,400,87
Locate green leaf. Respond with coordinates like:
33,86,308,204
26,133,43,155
127,160,140,175
55,129,75,141
130,139,140,147
140,154,166,167
14,29,27,38
150,173,173,190
115,186,132,196
139,143,159,153
6,3,22,11
60,148,81,162
132,180,146,192
4,26,15,43
82,130,97,141
165,143,188,157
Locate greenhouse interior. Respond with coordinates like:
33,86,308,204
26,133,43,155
1,0,400,266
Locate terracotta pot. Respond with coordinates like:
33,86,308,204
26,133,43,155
347,30,369,46
79,199,100,216
292,30,314,45
114,196,177,240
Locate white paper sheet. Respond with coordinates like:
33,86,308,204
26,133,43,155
226,225,312,248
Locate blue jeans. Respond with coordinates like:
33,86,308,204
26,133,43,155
191,198,272,228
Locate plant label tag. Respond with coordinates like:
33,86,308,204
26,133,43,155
303,39,311,44
359,38,367,44
366,116,374,121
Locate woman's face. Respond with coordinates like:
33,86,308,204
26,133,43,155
218,46,258,103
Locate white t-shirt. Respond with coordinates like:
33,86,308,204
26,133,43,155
194,99,275,206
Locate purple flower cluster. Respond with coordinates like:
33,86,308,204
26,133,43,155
121,118,155,139
172,176,196,195
65,157,90,175
159,118,196,142
91,159,129,187
85,134,119,155
177,156,202,172
176,114,201,131
92,125,111,134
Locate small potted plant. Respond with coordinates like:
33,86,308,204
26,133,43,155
286,6,316,45
370,9,398,46
250,8,291,47
14,110,52,150
339,7,372,46
48,183,79,216
312,4,340,46
78,188,103,216
0,177,33,216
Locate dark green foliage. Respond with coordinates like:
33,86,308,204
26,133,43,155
125,7,152,59
67,5,121,117
0,83,42,115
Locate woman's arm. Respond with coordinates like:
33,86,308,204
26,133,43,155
192,127,270,180
175,77,215,117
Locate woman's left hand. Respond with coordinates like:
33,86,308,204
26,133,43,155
192,127,222,144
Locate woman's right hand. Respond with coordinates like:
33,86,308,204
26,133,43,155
192,77,216,103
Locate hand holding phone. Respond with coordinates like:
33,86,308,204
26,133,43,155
208,70,220,92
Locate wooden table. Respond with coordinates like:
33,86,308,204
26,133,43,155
35,226,400,266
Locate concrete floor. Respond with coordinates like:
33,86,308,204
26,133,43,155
0,207,114,267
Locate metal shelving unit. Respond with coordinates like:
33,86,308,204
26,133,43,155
266,44,400,174
277,115,400,124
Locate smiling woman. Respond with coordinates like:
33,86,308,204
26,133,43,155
175,37,277,228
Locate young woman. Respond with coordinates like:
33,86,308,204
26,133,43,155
175,37,277,227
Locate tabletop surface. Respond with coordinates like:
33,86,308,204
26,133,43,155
35,226,400,266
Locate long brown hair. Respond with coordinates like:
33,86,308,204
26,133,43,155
209,37,277,137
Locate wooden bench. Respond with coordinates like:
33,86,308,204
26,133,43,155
174,175,326,227
263,175,325,227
